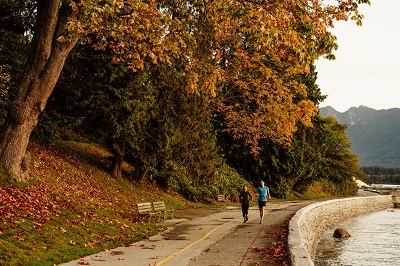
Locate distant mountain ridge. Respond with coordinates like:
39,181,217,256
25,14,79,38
320,105,400,167
320,105,378,126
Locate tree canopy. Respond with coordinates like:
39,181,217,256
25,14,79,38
1,0,370,194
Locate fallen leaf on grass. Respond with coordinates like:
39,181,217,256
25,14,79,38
13,235,25,242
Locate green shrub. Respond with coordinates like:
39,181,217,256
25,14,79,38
153,160,249,202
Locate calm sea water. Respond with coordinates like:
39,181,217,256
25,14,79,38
314,208,400,266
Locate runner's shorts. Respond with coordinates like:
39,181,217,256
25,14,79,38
258,201,266,208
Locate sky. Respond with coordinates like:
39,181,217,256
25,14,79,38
315,0,400,112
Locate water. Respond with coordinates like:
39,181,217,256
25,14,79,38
314,208,400,266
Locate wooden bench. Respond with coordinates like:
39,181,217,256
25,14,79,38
152,201,174,220
217,195,226,206
136,202,161,223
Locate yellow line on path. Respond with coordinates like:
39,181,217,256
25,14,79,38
156,217,242,265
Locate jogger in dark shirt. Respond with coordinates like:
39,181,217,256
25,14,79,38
239,185,253,223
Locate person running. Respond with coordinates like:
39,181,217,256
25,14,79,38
257,180,271,224
239,185,252,224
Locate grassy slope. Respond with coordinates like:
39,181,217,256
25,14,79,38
0,141,204,266
0,141,334,266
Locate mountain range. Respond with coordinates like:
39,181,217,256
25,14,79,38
320,105,400,167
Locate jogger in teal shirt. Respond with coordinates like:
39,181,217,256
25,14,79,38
257,180,270,224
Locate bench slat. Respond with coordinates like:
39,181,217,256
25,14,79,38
152,201,174,219
137,202,160,223
137,202,153,214
137,202,174,222
153,201,166,212
217,195,226,206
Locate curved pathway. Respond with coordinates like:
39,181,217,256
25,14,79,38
60,200,316,266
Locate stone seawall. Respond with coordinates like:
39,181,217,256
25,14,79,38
288,195,394,266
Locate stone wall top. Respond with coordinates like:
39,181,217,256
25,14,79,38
288,195,394,266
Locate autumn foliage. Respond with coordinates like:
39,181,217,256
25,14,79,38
0,0,370,265
0,142,195,265
0,0,370,179
251,220,290,266
61,0,369,155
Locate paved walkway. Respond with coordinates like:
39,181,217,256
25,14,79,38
60,200,316,266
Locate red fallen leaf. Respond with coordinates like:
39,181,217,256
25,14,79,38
78,261,90,265
254,219,291,265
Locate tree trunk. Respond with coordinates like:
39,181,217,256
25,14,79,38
0,1,77,181
111,142,126,179
111,153,125,179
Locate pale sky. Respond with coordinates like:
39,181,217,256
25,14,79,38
315,0,400,112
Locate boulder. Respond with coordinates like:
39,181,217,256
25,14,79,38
333,228,351,238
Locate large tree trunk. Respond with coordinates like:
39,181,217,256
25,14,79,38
111,142,126,179
111,153,125,179
0,1,77,181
